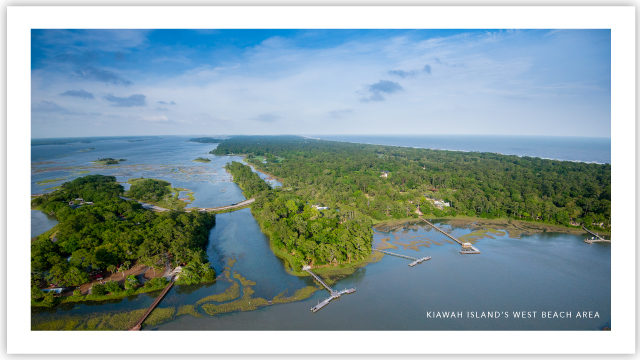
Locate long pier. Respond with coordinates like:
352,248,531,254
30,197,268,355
129,278,175,331
373,249,431,267
582,226,611,244
303,265,356,312
419,217,480,254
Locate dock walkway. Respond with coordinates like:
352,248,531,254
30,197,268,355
419,217,480,254
303,265,334,294
419,217,462,245
303,265,356,312
373,249,431,267
129,278,175,331
582,226,610,244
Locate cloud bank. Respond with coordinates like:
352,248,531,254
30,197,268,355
31,29,611,138
104,94,146,107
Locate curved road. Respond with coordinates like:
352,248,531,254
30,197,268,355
120,196,255,213
187,198,255,213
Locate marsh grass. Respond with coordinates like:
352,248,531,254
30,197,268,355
176,305,201,318
271,286,320,304
195,282,240,305
36,178,65,185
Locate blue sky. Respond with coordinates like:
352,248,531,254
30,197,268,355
31,29,611,138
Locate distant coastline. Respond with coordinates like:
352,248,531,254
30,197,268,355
310,135,611,165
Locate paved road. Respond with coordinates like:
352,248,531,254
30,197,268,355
189,198,255,212
121,196,255,213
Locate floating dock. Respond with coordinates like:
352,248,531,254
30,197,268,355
460,244,481,254
303,265,356,312
420,217,481,255
373,249,431,266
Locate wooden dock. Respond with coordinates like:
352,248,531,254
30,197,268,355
460,246,481,254
373,249,431,267
582,226,610,244
419,217,462,244
129,278,175,331
303,265,356,312
420,217,480,254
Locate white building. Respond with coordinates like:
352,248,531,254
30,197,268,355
425,197,450,210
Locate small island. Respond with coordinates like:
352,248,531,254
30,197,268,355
193,157,211,163
30,175,217,308
126,177,193,210
93,157,126,165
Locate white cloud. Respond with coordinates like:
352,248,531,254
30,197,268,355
141,115,169,122
30,30,611,138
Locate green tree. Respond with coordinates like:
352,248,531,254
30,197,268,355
119,261,131,279
91,283,107,295
125,275,139,290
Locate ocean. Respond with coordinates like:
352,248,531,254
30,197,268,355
314,135,611,164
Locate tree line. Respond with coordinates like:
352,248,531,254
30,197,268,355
213,136,611,231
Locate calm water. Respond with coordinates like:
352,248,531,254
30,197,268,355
30,136,610,330
315,135,611,164
31,210,57,238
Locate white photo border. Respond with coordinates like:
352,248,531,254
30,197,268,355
7,5,635,354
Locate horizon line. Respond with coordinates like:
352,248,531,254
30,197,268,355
30,133,612,140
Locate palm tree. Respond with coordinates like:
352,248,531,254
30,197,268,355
119,261,131,279
106,264,116,277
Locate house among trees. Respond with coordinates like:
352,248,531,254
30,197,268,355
380,171,389,178
425,197,450,210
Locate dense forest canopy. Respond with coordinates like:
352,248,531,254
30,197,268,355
127,178,172,203
213,136,611,231
31,175,216,290
224,161,271,198
125,177,190,210
224,162,372,270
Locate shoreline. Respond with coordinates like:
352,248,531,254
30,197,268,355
240,155,286,185
372,215,607,237
309,135,611,165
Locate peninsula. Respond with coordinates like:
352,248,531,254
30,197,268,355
214,135,611,273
